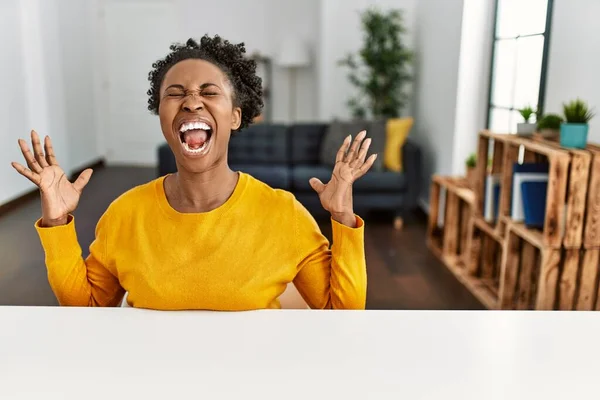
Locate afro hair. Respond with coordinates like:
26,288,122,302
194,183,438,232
147,34,263,132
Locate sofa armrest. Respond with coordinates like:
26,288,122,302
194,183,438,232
401,138,422,210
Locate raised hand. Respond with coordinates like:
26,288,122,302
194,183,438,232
309,130,376,227
11,130,93,227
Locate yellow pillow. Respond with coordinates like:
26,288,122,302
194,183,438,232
384,117,414,172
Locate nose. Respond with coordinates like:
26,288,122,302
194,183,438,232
182,93,203,112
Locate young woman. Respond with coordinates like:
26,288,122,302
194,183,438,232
11,35,376,310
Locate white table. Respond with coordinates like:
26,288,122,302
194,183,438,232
0,307,598,399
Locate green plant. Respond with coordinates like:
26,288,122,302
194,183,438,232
338,7,413,119
519,105,536,123
465,153,477,168
537,113,564,130
562,99,595,123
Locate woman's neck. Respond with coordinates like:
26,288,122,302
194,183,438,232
166,164,239,213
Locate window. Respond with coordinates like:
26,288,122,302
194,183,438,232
486,0,553,133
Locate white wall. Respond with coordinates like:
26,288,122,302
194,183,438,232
317,0,417,121
412,0,465,205
544,0,600,143
98,0,320,165
0,0,33,205
452,0,495,176
0,0,102,206
56,0,102,172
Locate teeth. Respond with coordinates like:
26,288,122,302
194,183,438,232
180,121,211,133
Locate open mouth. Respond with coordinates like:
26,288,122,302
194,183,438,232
178,120,213,156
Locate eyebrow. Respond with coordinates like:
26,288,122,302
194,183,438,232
165,83,219,91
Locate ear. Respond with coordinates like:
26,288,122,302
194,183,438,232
231,107,242,131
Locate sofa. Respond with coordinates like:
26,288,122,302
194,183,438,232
157,122,422,222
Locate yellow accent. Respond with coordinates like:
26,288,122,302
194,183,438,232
34,172,367,310
384,117,414,172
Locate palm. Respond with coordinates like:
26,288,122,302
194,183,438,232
39,165,84,218
310,130,376,215
11,130,92,223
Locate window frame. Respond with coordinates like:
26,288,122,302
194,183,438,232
485,0,555,129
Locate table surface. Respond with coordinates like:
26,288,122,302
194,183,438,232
0,307,599,400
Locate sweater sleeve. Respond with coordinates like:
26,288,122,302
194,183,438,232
34,210,124,307
292,199,367,309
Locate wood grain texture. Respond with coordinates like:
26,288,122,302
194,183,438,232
517,241,537,310
499,230,520,309
576,249,600,310
543,155,570,248
559,249,580,311
475,135,489,215
427,180,441,240
481,236,496,280
535,249,561,310
443,192,460,258
583,149,600,248
563,152,591,248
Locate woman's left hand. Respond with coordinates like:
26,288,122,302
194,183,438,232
309,130,377,228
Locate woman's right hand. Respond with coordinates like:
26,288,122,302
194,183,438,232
11,130,93,227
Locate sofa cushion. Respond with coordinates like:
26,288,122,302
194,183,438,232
319,119,386,171
289,123,328,165
292,166,406,192
231,164,290,189
229,123,289,164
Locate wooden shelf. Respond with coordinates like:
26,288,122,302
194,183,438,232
428,131,600,311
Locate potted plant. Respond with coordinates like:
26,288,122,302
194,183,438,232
561,99,595,149
465,153,477,188
517,105,537,135
338,7,413,118
536,113,563,139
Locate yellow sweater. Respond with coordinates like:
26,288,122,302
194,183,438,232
35,172,367,310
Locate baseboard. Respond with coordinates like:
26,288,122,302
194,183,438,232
0,158,106,218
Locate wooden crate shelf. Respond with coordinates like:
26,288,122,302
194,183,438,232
428,131,600,311
427,176,475,264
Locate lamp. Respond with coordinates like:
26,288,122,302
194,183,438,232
276,37,311,122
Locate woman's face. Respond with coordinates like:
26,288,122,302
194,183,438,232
158,58,241,173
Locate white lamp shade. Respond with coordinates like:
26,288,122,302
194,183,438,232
276,37,311,68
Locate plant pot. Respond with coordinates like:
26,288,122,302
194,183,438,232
539,128,560,140
560,123,589,149
517,122,536,136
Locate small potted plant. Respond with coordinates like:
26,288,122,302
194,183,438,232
517,105,537,135
465,153,477,188
536,113,563,139
561,99,595,149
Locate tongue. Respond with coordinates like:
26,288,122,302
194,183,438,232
183,130,208,149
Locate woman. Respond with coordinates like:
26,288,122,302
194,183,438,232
11,35,376,310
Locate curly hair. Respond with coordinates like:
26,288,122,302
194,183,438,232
147,34,263,131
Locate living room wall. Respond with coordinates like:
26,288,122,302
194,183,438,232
544,0,600,143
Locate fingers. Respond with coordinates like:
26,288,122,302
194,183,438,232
350,137,372,168
44,135,59,166
355,154,378,179
72,168,93,193
335,135,352,164
30,130,49,168
11,161,41,186
309,177,326,195
18,138,43,173
343,130,367,163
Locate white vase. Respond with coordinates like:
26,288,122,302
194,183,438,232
517,122,536,136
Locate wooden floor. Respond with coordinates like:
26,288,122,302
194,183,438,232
0,166,483,309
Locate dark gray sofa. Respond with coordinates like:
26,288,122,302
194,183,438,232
157,122,422,221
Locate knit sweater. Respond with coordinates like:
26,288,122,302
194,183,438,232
35,172,367,310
